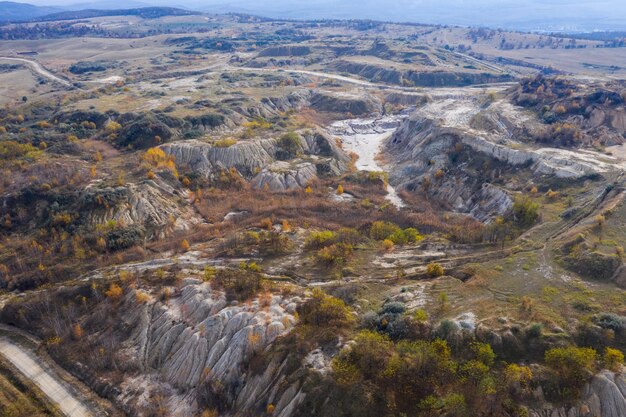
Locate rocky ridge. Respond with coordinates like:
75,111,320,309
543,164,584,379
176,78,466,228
161,129,350,192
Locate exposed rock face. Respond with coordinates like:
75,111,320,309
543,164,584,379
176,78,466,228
309,91,383,116
260,91,311,114
530,370,626,417
385,106,619,221
162,129,349,192
162,139,276,178
81,179,203,239
386,117,513,221
115,279,303,416
250,162,318,191
329,59,512,87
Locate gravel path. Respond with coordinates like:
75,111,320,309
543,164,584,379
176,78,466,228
0,56,72,87
0,337,93,417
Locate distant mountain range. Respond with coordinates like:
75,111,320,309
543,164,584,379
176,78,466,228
0,1,63,21
0,2,199,22
36,7,199,21
2,0,626,32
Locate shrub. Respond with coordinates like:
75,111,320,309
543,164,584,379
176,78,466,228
370,221,423,245
276,131,302,159
527,323,543,338
594,313,625,333
186,113,225,129
214,137,237,147
512,196,540,227
316,243,353,266
470,342,496,367
215,167,246,190
116,114,172,148
142,147,177,176
105,283,123,299
0,141,40,162
370,221,401,240
105,121,122,132
135,291,151,304
602,347,624,372
260,218,273,230
381,302,406,315
335,228,364,245
305,230,337,249
214,268,263,301
426,262,445,277
72,323,83,339
299,288,353,328
105,226,144,251
413,309,429,323
504,364,533,388
545,346,597,389
382,239,394,252
203,266,216,282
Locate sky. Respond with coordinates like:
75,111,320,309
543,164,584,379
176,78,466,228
14,0,626,31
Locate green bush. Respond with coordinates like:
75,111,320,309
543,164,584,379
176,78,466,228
427,262,445,277
299,288,353,328
316,243,353,266
276,131,302,159
370,222,423,244
370,221,401,240
214,268,263,301
305,230,337,249
545,346,597,393
512,196,540,227
105,226,144,250
0,140,40,163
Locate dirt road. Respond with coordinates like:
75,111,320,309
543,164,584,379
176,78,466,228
0,337,93,417
0,56,72,87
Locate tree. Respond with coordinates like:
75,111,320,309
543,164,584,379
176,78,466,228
142,147,177,177
181,239,191,252
336,184,344,195
512,196,540,227
299,288,353,328
105,283,123,299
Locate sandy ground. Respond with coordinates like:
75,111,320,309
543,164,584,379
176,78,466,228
329,115,407,208
0,337,93,417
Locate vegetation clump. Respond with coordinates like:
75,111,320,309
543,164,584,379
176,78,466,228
275,131,302,160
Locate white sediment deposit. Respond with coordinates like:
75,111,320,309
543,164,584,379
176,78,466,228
329,114,409,208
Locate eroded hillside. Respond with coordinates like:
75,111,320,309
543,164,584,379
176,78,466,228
0,11,624,417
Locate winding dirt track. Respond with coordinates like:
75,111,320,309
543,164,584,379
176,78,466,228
0,56,72,87
0,337,93,417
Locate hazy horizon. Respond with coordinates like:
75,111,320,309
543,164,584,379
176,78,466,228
6,0,626,31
